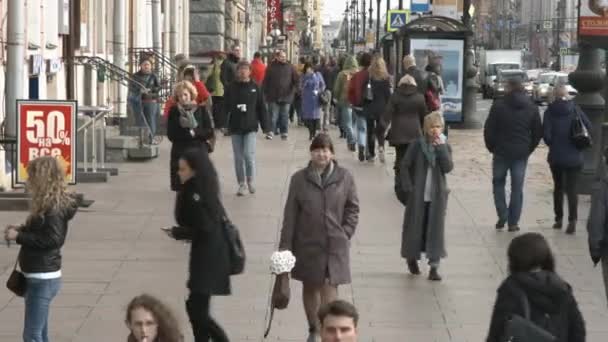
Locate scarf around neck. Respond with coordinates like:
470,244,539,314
419,137,436,167
178,102,198,129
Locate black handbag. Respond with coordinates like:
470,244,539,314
570,106,592,150
502,288,557,342
6,254,26,297
219,205,246,275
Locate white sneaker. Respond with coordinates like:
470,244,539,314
236,183,247,196
247,181,256,194
379,147,386,164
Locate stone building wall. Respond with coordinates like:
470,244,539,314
189,0,225,54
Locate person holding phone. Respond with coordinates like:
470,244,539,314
399,111,453,281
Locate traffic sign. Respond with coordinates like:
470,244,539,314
411,0,430,13
387,10,410,32
543,21,552,30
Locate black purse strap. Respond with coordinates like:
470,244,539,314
12,249,21,271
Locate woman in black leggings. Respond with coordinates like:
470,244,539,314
164,148,231,341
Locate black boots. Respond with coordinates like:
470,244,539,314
428,267,442,281
407,260,421,275
358,145,365,162
566,221,576,235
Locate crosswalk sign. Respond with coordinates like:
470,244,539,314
387,10,410,32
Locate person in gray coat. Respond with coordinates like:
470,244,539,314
400,111,454,281
279,134,360,342
587,147,608,305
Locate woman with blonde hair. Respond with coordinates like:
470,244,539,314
399,112,453,281
167,80,215,191
363,56,392,162
4,156,78,342
126,294,182,342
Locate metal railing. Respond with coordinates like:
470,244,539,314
77,106,113,173
67,56,147,90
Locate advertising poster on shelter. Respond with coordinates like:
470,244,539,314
410,38,464,122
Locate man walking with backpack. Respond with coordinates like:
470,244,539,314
348,52,373,162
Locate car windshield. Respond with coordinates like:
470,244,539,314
555,75,569,85
489,63,519,75
498,71,527,82
538,74,556,83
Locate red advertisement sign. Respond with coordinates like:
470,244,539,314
267,0,283,33
16,100,77,184
580,1,608,37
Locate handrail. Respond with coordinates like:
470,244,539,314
129,47,178,70
77,106,113,173
67,56,148,90
77,106,113,133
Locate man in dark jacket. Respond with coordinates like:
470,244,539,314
225,61,271,196
263,50,299,140
220,44,241,90
587,148,608,305
484,78,542,231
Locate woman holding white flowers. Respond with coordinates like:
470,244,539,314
279,133,360,342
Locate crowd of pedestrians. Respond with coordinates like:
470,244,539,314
7,45,608,342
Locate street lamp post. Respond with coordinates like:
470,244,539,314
362,0,366,39
345,4,350,53
376,0,381,49
462,0,480,128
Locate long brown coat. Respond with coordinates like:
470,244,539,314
279,161,359,286
382,84,428,146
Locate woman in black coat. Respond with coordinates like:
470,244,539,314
364,57,392,163
486,233,585,342
163,147,231,342
167,81,215,191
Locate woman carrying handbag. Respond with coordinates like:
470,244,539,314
543,84,591,234
4,156,78,342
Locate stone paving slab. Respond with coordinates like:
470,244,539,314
2,113,608,341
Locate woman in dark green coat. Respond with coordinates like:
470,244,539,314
400,111,453,281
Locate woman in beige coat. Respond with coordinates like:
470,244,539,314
279,133,360,342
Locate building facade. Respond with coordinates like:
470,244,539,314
0,0,191,189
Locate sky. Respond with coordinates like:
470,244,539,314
322,0,396,24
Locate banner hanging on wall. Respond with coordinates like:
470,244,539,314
16,100,77,184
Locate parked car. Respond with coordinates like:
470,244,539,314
533,72,577,104
492,69,532,99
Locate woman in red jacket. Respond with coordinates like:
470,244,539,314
251,52,267,85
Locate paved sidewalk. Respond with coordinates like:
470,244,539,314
1,124,608,341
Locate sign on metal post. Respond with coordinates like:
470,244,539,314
411,0,430,13
544,20,552,30
387,10,410,32
16,100,77,184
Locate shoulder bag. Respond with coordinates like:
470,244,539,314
6,253,26,297
570,105,592,150
264,272,291,337
219,204,246,275
502,287,557,342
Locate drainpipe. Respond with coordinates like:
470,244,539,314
169,0,178,58
152,0,162,54
5,0,25,139
113,0,127,119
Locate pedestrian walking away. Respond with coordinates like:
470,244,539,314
586,147,608,307
224,61,271,196
129,58,161,144
163,148,232,342
279,134,359,342
486,233,586,342
220,45,242,136
399,112,453,281
363,56,392,163
382,75,428,206
401,55,428,95
484,77,542,232
348,52,373,162
250,51,267,86
333,55,359,151
263,50,299,140
125,294,182,342
300,62,326,140
543,85,591,234
318,300,360,342
207,56,227,131
167,81,215,191
4,156,78,342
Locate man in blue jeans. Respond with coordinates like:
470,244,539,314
263,50,299,140
484,78,542,231
225,61,271,196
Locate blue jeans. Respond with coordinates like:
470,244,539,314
492,155,528,226
128,96,158,140
269,102,290,136
353,109,367,147
339,104,355,145
23,277,62,342
231,132,257,184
